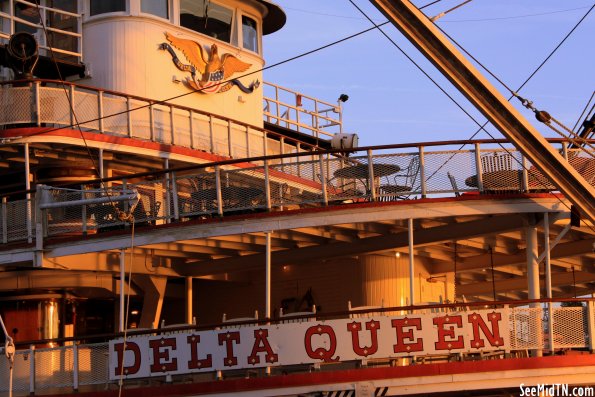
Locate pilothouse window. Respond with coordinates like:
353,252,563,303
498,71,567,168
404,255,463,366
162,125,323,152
242,15,258,52
141,0,168,19
90,0,125,16
179,0,232,43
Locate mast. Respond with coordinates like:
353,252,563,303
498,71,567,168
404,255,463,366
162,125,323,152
368,0,595,222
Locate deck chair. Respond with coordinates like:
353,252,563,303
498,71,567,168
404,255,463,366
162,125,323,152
447,172,461,197
379,156,420,200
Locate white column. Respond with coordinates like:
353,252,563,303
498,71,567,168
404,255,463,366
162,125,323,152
526,216,542,357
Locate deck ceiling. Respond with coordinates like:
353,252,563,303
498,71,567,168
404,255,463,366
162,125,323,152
21,198,595,302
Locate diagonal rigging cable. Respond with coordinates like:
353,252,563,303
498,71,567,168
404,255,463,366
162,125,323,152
347,0,493,136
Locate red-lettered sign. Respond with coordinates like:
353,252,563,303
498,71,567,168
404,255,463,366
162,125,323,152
109,308,510,380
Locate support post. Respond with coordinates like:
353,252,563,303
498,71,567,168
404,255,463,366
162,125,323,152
544,213,554,354
265,231,272,375
526,215,542,357
185,277,193,324
25,143,32,244
119,249,126,332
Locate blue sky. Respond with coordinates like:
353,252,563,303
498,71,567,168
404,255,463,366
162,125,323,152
263,0,594,146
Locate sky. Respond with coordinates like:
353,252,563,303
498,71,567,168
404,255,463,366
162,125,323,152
262,0,594,147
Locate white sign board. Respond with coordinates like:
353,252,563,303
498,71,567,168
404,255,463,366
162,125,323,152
109,308,509,380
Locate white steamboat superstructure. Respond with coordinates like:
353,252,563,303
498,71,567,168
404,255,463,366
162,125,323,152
0,1,594,396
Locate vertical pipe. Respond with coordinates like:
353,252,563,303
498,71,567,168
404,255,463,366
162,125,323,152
126,97,132,137
526,215,542,357
418,146,426,198
319,155,328,205
264,160,271,210
408,218,415,305
367,149,376,201
215,166,223,216
164,159,172,222
185,277,193,324
119,249,126,332
474,143,483,192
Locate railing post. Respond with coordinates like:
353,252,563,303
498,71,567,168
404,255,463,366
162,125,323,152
319,155,328,206
81,185,88,235
418,146,426,198
34,81,41,126
98,91,104,133
561,141,569,160
29,345,35,395
215,166,223,216
35,185,44,265
164,159,172,222
171,171,179,221
264,160,271,211
2,197,7,244
587,300,595,353
296,143,302,178
25,143,32,244
73,343,79,391
474,143,484,192
521,155,529,192
367,149,377,201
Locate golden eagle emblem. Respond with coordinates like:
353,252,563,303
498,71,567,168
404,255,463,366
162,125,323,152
160,32,260,94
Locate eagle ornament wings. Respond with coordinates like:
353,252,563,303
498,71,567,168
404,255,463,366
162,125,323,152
160,32,260,94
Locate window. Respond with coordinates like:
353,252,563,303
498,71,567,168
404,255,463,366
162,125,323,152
141,0,168,19
242,15,258,52
179,0,232,43
90,0,125,16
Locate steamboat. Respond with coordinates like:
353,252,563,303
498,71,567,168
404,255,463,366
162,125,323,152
0,1,594,396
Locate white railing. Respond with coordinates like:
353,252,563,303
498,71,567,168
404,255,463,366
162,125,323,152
0,80,321,159
263,82,343,138
0,300,593,395
0,1,82,62
1,141,594,244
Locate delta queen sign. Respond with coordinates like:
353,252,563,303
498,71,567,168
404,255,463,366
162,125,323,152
109,308,510,379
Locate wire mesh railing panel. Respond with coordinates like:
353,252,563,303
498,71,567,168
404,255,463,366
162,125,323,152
230,122,248,159
0,350,31,392
78,343,110,386
102,94,129,136
325,154,372,202
176,172,217,218
191,113,212,152
509,307,544,350
152,105,173,144
221,167,267,213
6,199,32,242
568,149,595,186
34,347,74,389
44,187,93,236
73,90,100,131
270,159,324,205
173,109,192,147
552,306,588,348
129,99,151,140
424,150,475,195
0,86,33,124
39,87,71,125
373,152,420,200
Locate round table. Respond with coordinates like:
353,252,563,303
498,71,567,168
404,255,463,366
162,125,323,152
333,163,400,179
